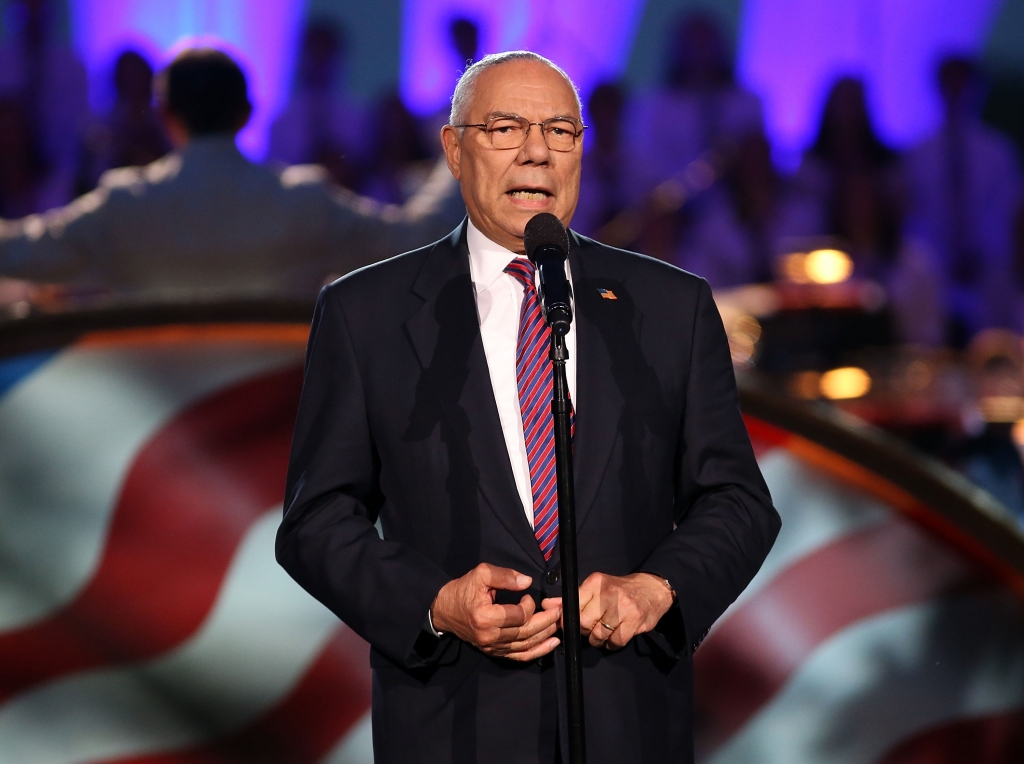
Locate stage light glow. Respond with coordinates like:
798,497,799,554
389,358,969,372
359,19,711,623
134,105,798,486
780,252,810,284
805,249,853,285
980,396,1024,424
790,370,823,400
726,314,762,367
1012,419,1024,448
820,367,872,400
69,0,306,160
779,248,853,285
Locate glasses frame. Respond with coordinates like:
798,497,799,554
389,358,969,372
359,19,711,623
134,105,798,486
452,115,587,152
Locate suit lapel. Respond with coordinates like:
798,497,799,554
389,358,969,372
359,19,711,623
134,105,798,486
569,233,641,532
404,223,546,567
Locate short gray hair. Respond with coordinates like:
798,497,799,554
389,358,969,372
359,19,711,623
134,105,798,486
449,51,582,127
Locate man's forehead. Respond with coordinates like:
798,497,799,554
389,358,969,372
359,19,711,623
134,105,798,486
469,60,579,117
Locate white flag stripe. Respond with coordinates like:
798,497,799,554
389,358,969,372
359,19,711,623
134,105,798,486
0,343,303,631
0,508,341,764
717,449,889,622
709,589,1024,764
318,711,374,764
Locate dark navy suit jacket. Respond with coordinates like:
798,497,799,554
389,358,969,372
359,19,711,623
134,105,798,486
276,221,780,763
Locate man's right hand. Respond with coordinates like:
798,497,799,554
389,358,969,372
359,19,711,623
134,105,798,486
431,563,561,662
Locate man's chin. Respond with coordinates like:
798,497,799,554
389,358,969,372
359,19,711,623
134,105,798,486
506,203,569,230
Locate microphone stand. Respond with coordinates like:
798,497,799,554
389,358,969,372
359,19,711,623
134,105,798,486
550,330,586,764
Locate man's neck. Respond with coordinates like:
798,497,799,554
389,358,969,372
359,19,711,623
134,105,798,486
466,215,524,256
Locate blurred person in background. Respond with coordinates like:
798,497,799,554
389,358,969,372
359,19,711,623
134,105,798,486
0,0,90,209
572,81,626,236
0,47,464,301
904,56,1023,346
620,11,763,267
268,19,367,189
1016,198,1024,309
0,98,66,217
420,16,483,155
450,16,480,68
829,170,944,345
953,331,1024,527
82,49,170,183
796,76,900,221
360,90,435,205
675,130,818,289
624,11,762,202
106,50,171,170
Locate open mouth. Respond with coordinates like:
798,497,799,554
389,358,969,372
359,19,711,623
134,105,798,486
507,188,552,201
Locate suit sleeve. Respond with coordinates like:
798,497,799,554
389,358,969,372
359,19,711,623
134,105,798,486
276,286,453,667
319,157,464,265
0,187,111,284
641,278,780,656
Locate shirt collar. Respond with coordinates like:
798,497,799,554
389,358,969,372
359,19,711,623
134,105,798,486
466,218,525,291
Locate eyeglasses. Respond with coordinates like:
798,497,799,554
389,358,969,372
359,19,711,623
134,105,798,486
452,115,586,152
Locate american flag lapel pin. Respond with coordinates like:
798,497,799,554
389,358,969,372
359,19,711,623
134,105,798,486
597,288,618,300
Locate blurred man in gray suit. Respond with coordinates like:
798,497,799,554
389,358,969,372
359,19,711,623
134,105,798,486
0,48,463,301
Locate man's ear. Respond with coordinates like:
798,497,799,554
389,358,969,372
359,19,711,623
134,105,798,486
440,125,462,181
159,108,191,149
232,103,253,135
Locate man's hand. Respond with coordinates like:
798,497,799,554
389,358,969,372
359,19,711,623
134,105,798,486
431,563,562,661
578,572,675,650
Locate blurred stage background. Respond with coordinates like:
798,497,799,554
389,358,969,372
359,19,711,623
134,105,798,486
1,0,1024,762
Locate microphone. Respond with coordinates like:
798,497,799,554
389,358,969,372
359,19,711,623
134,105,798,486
524,213,573,335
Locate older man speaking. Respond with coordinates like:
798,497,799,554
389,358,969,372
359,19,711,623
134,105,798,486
277,51,779,764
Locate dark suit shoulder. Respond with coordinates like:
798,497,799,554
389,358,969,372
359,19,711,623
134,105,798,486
570,231,708,316
320,225,461,316
324,238,438,298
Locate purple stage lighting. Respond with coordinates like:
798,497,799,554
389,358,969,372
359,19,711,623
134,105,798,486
70,0,307,160
399,0,645,119
737,0,1002,167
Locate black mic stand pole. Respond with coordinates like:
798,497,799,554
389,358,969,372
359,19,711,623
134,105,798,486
550,330,586,764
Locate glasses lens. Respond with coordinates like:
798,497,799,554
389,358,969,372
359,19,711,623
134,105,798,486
487,118,528,149
543,119,580,152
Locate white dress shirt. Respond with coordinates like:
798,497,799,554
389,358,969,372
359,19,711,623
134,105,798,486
466,219,576,527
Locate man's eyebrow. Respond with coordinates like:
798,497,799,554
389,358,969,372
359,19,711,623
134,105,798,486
482,111,581,121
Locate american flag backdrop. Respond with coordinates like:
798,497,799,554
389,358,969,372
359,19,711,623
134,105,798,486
0,323,1021,763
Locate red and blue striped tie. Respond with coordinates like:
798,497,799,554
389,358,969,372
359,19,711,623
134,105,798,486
505,257,569,560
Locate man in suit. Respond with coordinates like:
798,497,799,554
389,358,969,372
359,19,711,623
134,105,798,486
0,48,463,301
277,51,779,763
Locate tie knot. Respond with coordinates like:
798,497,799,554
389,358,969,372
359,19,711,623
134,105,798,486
504,257,535,289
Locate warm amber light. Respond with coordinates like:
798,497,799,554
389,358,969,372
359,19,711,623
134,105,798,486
726,314,762,365
820,367,872,400
781,252,811,284
1012,419,1024,447
979,396,1024,423
805,249,853,284
903,359,933,392
790,370,822,399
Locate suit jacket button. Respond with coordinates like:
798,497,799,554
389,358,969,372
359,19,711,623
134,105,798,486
545,569,560,585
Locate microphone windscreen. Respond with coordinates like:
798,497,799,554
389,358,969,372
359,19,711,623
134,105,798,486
524,213,569,264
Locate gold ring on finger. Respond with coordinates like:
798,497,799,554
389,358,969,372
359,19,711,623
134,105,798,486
600,620,617,631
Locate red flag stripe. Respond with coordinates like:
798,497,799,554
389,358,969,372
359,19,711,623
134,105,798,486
694,519,990,756
875,710,1024,763
101,627,372,764
0,366,303,705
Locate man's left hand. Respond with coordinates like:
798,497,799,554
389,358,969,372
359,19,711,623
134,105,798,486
578,572,675,650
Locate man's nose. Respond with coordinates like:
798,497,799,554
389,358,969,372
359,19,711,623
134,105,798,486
518,124,551,164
